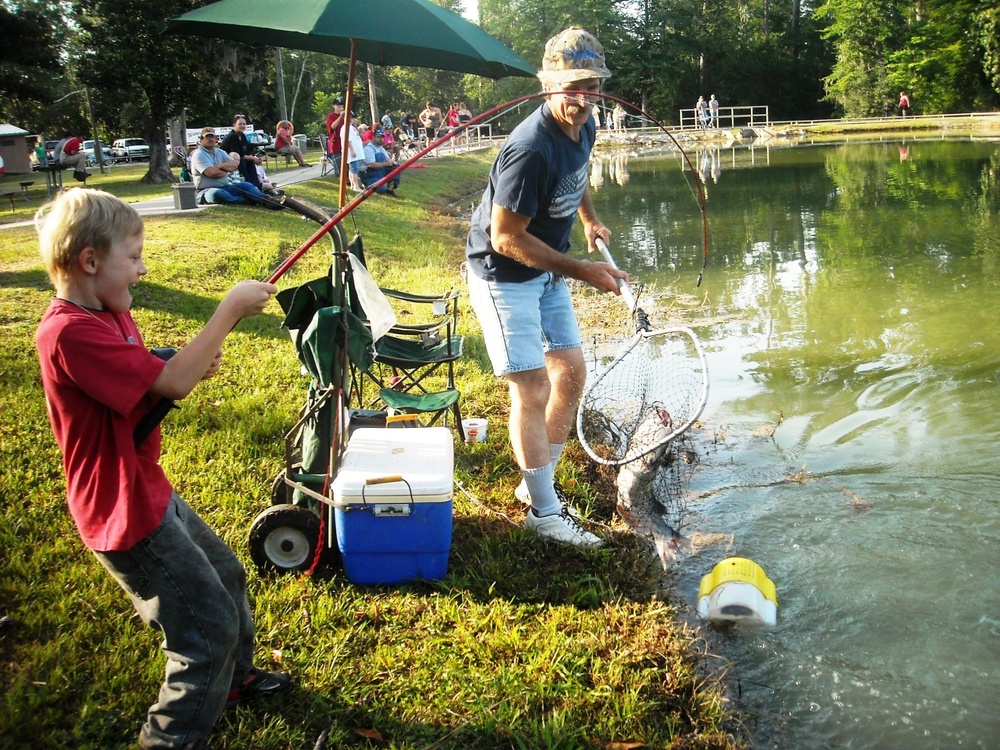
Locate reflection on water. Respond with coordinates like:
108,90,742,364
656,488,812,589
587,139,1000,749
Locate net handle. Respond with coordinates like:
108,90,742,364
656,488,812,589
597,238,652,333
596,238,638,312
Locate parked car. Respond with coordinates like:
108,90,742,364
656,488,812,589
83,139,113,166
44,140,60,161
111,137,151,161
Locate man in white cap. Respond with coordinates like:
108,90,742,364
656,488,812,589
465,27,628,548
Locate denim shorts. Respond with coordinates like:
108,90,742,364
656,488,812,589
467,270,581,376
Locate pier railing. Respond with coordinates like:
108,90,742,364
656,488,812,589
677,105,770,130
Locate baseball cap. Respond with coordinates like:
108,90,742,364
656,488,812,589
537,27,612,85
333,96,345,105
373,128,384,136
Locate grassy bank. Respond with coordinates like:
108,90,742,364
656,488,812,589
0,163,172,226
0,155,742,749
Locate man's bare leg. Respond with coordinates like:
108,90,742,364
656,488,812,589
510,348,587,515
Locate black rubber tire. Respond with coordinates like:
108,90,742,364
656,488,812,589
269,465,300,505
248,504,320,573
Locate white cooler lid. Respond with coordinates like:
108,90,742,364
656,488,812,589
332,427,454,504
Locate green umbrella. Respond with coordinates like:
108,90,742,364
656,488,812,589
167,0,534,205
165,0,536,80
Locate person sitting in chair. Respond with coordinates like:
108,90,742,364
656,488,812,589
274,120,310,168
361,128,400,195
219,114,263,189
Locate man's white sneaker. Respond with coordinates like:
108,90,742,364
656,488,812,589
525,508,604,548
516,481,581,518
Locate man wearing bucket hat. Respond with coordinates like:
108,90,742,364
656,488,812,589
465,27,628,548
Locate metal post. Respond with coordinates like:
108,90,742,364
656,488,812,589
275,48,288,123
367,63,379,127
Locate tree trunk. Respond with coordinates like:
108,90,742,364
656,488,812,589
141,125,177,184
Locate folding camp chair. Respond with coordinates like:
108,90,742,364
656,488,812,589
337,228,465,439
396,133,422,161
369,297,464,433
319,134,337,177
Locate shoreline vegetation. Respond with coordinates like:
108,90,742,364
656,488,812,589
0,153,746,749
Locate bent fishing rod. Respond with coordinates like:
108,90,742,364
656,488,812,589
135,91,709,447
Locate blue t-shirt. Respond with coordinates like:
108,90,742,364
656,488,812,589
465,102,596,283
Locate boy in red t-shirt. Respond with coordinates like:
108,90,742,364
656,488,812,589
35,189,287,750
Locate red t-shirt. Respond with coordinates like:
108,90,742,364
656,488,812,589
63,137,82,156
275,126,292,151
325,112,343,154
36,300,171,551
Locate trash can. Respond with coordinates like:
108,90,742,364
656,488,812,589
292,134,307,155
172,182,197,210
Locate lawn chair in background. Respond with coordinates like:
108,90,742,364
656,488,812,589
319,134,337,177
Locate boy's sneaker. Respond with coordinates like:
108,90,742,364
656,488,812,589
525,508,603,547
515,480,581,518
226,667,292,708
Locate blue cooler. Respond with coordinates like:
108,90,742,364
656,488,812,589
331,427,454,585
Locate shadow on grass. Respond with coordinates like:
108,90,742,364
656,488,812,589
298,512,666,611
0,267,50,290
130,280,289,343
0,270,289,343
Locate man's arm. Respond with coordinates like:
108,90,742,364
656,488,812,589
193,150,238,179
576,188,610,253
489,203,625,294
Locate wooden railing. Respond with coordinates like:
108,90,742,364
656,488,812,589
677,105,770,130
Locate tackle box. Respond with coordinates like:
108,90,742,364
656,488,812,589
331,427,454,585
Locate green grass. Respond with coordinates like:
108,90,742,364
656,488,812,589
0,163,174,225
0,156,742,749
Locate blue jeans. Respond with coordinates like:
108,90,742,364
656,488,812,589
361,166,400,193
467,270,581,376
94,493,254,748
198,182,270,206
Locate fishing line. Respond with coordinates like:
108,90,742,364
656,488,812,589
265,90,710,287
596,92,711,287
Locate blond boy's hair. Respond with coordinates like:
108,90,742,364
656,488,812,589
36,189,143,285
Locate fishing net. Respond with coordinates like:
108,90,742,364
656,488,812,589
578,324,707,466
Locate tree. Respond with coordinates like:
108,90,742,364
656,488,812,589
0,1,83,136
71,0,271,184
817,0,908,116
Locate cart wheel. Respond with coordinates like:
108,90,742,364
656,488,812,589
248,505,320,573
269,466,296,505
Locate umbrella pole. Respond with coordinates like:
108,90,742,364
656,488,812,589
338,40,358,208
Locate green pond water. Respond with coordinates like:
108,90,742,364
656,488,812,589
586,137,1000,749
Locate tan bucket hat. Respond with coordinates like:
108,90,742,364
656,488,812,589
537,27,612,85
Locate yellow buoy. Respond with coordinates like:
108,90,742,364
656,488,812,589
697,557,778,627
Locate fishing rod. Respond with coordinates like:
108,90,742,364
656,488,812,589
135,90,710,447
265,90,710,285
